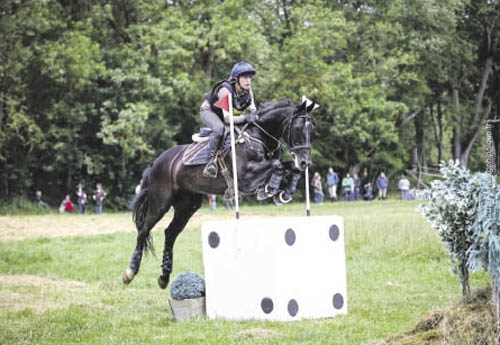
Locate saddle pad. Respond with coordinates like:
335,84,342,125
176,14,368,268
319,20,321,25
183,135,232,166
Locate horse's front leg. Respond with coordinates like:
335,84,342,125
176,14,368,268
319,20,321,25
273,168,302,205
256,159,284,201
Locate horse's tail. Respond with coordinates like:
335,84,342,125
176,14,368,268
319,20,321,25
131,166,154,254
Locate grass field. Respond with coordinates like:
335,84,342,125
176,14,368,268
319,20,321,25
0,200,490,345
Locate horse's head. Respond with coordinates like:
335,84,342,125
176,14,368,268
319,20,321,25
284,96,318,171
254,97,319,171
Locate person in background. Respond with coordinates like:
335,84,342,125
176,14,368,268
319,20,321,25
224,198,235,210
208,194,217,211
353,173,361,201
376,172,389,200
326,167,339,202
34,190,50,209
93,183,107,215
76,186,87,214
313,172,324,203
59,194,74,213
363,182,374,201
398,174,411,200
341,173,354,201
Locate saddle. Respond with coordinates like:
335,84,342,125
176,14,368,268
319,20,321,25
182,126,245,166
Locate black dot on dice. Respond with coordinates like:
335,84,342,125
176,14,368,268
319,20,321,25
288,299,299,317
285,228,296,246
208,231,220,248
332,293,344,309
261,297,274,314
329,225,340,242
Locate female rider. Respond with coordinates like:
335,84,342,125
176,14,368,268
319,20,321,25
200,61,257,178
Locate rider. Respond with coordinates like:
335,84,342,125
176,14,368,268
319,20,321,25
200,61,258,178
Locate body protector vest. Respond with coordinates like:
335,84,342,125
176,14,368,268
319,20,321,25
204,79,253,119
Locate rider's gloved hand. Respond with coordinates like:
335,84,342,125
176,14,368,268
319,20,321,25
244,112,258,123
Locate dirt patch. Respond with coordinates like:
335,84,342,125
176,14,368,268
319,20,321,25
0,211,240,242
0,274,97,314
0,214,139,242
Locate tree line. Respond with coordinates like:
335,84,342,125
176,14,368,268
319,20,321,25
0,0,498,208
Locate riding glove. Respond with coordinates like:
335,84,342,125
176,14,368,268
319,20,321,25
244,112,258,123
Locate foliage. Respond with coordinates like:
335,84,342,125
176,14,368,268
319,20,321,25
170,271,206,300
421,160,481,295
0,0,499,207
422,160,500,303
468,173,500,297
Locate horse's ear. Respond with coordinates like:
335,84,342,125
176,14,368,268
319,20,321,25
301,95,320,112
307,101,320,113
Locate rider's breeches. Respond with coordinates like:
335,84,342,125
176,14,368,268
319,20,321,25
200,108,224,157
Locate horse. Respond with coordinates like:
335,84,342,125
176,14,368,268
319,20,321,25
122,97,318,290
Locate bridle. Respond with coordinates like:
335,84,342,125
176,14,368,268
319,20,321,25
248,108,313,157
281,113,313,153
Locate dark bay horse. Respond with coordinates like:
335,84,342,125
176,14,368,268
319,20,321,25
122,97,318,289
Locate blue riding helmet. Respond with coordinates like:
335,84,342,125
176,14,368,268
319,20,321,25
230,61,256,79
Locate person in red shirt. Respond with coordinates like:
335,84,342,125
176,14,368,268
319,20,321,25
59,194,74,213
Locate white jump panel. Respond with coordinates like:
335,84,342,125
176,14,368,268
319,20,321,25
201,216,347,321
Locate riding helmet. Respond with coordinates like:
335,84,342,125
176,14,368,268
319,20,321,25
230,61,256,79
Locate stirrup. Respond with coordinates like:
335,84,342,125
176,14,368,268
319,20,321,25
203,162,218,178
273,191,292,206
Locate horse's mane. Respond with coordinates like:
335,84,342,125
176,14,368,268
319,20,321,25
257,100,295,117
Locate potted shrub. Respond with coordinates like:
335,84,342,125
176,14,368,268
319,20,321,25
169,271,206,321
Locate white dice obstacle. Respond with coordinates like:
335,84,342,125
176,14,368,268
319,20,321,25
201,215,347,321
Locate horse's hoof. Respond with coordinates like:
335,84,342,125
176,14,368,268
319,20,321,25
122,267,135,285
158,275,169,290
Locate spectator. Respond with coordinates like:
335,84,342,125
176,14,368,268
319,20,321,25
59,194,74,213
208,194,217,211
398,174,411,200
76,186,88,214
341,173,354,201
363,182,374,201
376,172,389,200
313,172,324,203
224,199,234,209
93,183,107,215
353,173,361,201
34,190,50,209
326,167,339,201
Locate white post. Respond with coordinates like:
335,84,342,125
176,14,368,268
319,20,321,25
305,167,311,216
225,93,240,219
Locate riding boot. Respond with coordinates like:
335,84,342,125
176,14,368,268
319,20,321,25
203,133,221,178
274,172,300,206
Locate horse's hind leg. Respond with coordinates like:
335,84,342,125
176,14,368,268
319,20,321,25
123,195,171,285
158,192,203,289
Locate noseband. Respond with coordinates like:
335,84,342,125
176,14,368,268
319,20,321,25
282,113,312,153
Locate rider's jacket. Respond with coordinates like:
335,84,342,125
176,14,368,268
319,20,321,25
204,79,253,119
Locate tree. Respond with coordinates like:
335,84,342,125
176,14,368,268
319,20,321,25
421,160,481,296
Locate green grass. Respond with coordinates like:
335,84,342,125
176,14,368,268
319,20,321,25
0,200,490,345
